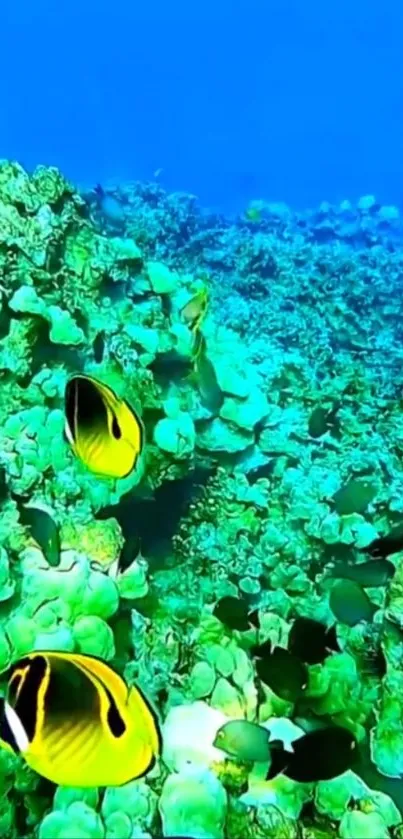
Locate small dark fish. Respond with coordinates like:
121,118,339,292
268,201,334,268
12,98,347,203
214,719,271,762
266,726,357,782
0,467,8,505
251,641,308,702
288,617,340,665
194,334,223,414
332,479,378,516
308,402,341,439
328,558,395,588
213,596,258,632
150,351,193,379
358,523,403,559
93,332,105,364
329,579,376,626
18,505,60,568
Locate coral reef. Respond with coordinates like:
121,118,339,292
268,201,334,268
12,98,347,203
0,161,403,836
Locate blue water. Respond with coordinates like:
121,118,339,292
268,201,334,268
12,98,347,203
2,0,402,211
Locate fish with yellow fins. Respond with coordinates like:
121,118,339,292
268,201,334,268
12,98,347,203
64,375,144,479
180,285,209,334
0,651,161,787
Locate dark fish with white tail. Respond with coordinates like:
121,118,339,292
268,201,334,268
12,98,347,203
266,726,357,782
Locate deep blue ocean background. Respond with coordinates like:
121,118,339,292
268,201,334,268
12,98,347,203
1,0,403,212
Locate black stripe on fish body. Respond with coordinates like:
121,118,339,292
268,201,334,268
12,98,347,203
111,413,122,440
64,378,79,441
10,655,48,743
105,687,126,737
76,378,109,432
36,655,127,767
50,655,127,739
44,655,126,742
66,377,108,438
44,656,100,717
0,698,19,753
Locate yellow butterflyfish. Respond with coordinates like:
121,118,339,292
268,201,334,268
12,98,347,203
0,651,161,787
64,375,144,479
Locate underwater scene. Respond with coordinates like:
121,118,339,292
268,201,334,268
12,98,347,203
2,1,403,838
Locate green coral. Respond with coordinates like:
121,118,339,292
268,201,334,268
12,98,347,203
0,160,402,837
39,802,104,839
159,767,228,839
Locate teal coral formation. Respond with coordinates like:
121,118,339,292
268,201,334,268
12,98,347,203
0,161,403,835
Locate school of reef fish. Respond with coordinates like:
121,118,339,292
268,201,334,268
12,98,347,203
1,162,403,837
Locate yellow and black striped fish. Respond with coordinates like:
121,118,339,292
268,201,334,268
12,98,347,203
180,286,209,334
64,375,144,479
0,651,161,787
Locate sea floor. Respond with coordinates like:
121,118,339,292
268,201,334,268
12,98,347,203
0,165,403,837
